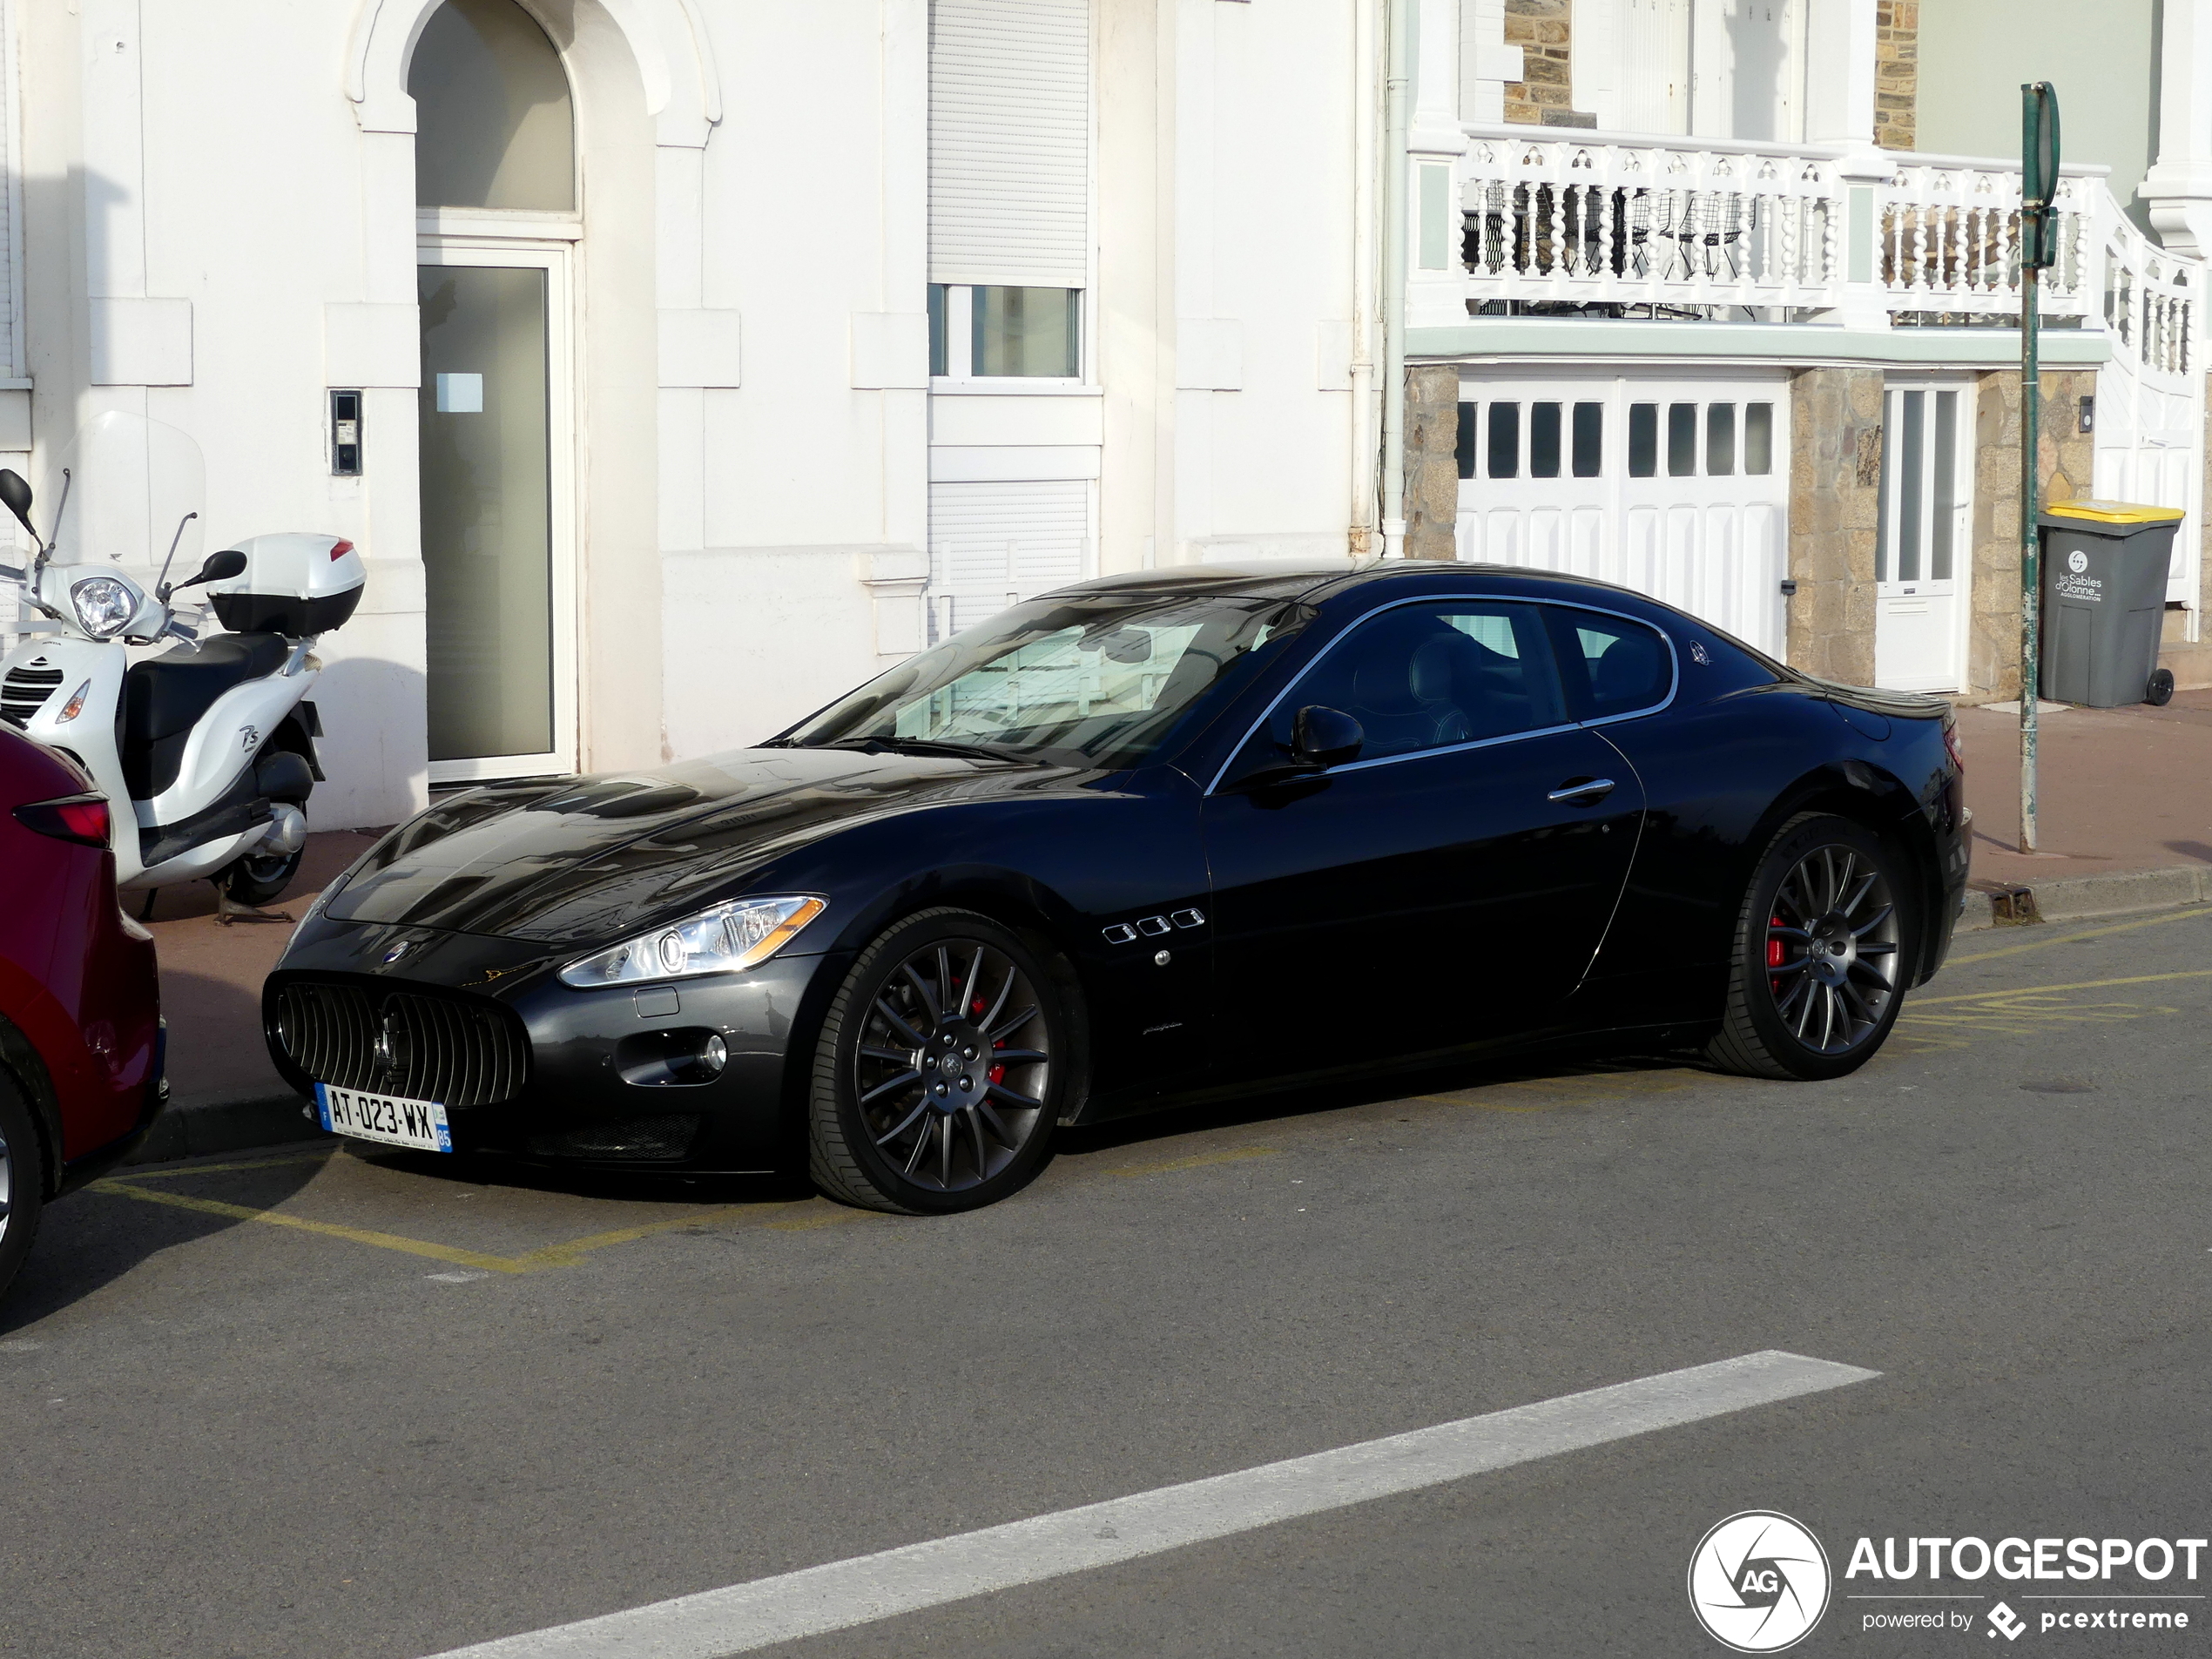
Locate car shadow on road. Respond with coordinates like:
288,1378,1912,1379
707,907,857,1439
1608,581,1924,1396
0,1148,334,1335
1053,1047,1724,1159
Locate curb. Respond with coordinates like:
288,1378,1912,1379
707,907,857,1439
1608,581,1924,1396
1960,865,2212,932
125,1090,329,1166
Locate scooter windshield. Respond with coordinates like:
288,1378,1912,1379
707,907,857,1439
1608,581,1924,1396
42,410,206,582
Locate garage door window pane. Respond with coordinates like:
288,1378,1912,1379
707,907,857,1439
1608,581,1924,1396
1744,402,1773,474
1530,402,1562,478
1629,403,1658,476
1487,401,1520,478
1706,403,1736,475
1456,401,1478,479
1667,404,1697,475
1572,402,1602,476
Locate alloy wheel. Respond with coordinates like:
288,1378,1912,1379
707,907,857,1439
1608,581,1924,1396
852,940,1049,1193
1764,843,1901,1055
0,1116,12,1248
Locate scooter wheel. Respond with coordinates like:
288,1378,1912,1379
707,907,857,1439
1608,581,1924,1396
220,801,307,906
2146,668,2176,706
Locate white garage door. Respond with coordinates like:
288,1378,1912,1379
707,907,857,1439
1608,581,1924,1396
927,478,1094,641
1454,372,1791,658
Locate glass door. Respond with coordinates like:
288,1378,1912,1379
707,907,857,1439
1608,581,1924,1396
1873,383,1972,693
416,244,575,780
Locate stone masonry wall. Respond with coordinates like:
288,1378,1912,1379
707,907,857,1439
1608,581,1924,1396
1875,1,1918,151
1405,366,1462,560
1502,0,1596,128
1786,368,1885,685
1966,368,2096,698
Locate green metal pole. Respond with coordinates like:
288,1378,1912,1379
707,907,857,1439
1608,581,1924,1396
2020,258,2040,853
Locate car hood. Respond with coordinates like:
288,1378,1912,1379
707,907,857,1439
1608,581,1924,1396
324,746,1081,944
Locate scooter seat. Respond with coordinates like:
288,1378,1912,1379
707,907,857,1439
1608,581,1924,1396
123,632,288,799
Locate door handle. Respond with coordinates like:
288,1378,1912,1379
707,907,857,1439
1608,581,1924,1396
1548,777,1616,805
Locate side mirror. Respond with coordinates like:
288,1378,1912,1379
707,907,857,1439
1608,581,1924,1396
173,549,247,591
1291,705,1364,770
0,469,37,543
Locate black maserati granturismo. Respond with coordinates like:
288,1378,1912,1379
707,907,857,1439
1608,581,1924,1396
265,560,1969,1212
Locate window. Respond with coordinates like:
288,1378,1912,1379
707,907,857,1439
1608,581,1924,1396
1667,404,1697,476
928,284,1082,380
1877,387,1962,583
1706,404,1736,475
1744,403,1774,475
1487,402,1520,478
1530,403,1562,478
1455,401,1478,480
1266,602,1567,762
1572,402,1602,477
408,0,575,211
1629,403,1658,477
788,592,1305,769
1545,610,1673,720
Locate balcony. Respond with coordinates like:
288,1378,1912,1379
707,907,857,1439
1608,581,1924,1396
1447,125,2197,389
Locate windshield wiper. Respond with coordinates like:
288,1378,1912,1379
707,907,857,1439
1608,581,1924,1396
817,735,1018,761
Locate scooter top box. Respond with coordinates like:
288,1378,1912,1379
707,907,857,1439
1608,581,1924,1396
203,533,366,637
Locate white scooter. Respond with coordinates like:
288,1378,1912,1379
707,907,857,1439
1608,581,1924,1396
0,412,365,912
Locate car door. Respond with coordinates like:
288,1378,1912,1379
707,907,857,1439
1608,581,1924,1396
1200,597,1644,1084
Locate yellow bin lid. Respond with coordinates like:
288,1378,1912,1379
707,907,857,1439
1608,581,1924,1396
2044,498,2186,525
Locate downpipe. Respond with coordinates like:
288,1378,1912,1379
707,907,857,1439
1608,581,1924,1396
1379,0,1412,559
1348,0,1379,559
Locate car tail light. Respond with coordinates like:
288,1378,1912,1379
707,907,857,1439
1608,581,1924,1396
1941,718,1966,774
14,792,110,847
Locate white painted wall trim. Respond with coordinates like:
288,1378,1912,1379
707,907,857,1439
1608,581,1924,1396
346,0,721,146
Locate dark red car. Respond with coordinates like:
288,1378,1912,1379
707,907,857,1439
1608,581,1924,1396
0,725,165,1301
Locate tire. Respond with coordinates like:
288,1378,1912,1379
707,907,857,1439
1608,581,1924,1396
1706,813,1913,1082
0,1071,47,1305
219,798,307,906
2147,668,2176,707
808,907,1067,1215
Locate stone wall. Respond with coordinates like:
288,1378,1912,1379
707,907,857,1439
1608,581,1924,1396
1786,368,1885,685
1405,366,1463,560
1875,1,1918,151
1502,0,1596,128
1966,368,2097,698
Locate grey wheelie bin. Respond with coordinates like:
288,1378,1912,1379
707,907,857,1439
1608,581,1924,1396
2038,499,2184,707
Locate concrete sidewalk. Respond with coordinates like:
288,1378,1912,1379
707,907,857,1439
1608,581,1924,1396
134,692,2212,1162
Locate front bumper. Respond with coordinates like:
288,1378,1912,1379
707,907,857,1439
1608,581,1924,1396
266,916,839,1173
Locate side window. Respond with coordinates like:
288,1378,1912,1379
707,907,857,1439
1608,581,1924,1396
1261,602,1567,763
1545,609,1674,721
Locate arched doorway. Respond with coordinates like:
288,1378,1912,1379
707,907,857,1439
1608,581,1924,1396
411,0,578,779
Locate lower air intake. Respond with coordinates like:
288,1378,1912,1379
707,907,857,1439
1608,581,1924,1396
528,1116,703,1162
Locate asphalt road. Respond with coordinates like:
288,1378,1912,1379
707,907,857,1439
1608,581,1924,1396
3,906,2210,1658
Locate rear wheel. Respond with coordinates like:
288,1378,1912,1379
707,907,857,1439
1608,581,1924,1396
1707,813,1912,1082
808,908,1064,1215
0,1072,46,1305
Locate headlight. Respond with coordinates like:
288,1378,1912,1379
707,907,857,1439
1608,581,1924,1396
558,895,826,989
70,575,141,639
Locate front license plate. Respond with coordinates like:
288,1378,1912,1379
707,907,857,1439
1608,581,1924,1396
314,1083,453,1153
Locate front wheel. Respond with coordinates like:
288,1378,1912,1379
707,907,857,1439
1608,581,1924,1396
0,1072,46,1305
1707,813,1912,1082
807,908,1067,1215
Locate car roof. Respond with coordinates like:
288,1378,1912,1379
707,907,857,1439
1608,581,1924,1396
1046,558,1687,613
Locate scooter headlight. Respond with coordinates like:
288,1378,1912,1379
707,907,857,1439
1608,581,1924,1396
69,575,141,639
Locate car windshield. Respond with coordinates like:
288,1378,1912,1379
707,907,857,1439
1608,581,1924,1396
781,591,1312,769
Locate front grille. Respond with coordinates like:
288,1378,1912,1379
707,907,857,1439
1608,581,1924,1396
528,1116,702,1163
1,659,62,727
273,980,529,1108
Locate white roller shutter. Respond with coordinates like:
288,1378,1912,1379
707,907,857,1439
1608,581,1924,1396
929,0,1090,288
928,479,1091,638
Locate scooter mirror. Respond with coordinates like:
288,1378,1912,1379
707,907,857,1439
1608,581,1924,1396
176,549,246,590
0,469,36,542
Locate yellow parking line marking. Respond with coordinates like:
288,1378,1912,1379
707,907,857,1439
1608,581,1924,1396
504,1207,757,1267
1107,1147,1279,1177
1912,968,2212,1007
89,1180,534,1274
763,1208,881,1231
118,1150,334,1181
1949,905,2210,965
1414,1093,1551,1113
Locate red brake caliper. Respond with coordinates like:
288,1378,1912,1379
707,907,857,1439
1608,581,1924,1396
1765,915,1786,980
974,997,1005,1084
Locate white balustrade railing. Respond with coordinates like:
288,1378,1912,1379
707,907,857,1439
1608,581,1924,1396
1459,130,1839,314
2101,208,2196,386
1878,157,2091,318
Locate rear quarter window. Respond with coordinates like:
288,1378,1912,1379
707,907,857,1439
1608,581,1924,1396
1543,608,1675,720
